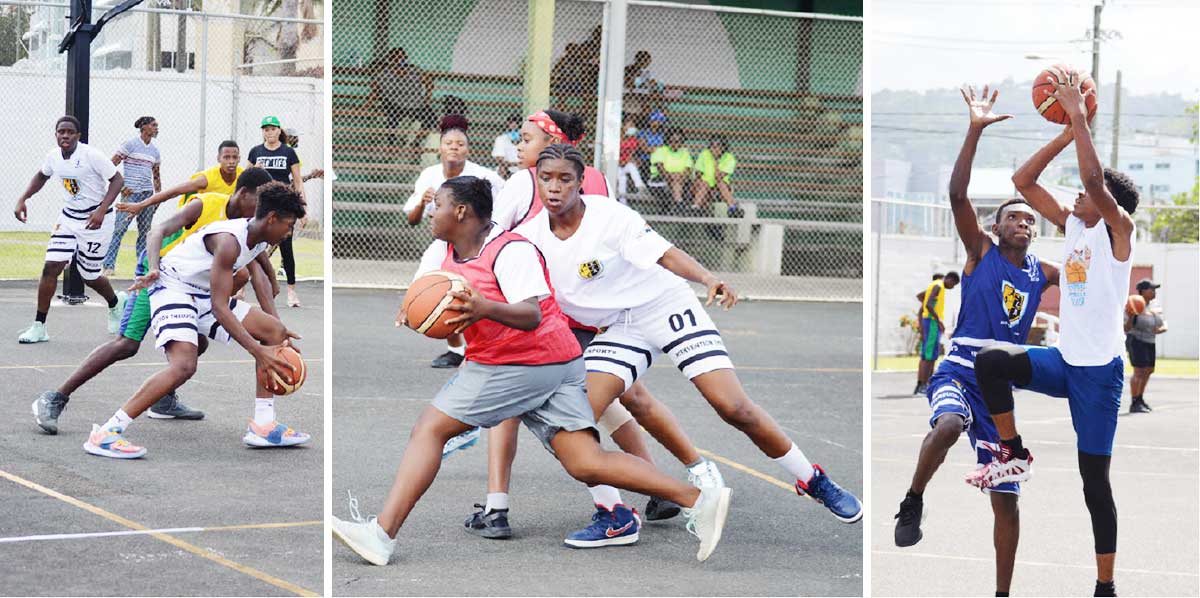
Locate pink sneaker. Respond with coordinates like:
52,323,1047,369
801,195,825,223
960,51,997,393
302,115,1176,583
82,424,147,459
966,446,1033,489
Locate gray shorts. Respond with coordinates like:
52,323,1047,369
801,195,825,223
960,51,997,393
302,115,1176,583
431,357,598,452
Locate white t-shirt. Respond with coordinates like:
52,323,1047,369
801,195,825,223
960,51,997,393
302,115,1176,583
402,161,505,218
513,195,687,328
41,142,118,212
491,168,538,231
1057,214,1135,366
415,224,550,304
491,133,518,164
160,218,270,295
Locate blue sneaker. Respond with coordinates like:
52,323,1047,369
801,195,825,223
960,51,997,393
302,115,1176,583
563,505,640,548
442,427,480,459
795,464,862,523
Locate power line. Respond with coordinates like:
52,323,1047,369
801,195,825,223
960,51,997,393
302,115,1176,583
872,124,1200,153
873,31,1083,46
872,38,1090,54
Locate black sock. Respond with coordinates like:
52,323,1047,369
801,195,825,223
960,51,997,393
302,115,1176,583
1094,579,1115,597
906,489,923,501
996,592,1009,597
35,310,47,323
106,295,118,308
1002,435,1027,459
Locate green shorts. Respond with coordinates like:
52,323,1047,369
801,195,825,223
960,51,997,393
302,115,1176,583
119,287,152,342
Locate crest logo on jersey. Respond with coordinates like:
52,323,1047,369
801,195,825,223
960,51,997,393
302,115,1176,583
1001,281,1029,327
62,178,80,195
578,259,603,279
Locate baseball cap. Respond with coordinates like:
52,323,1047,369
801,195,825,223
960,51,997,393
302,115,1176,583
1135,278,1160,291
261,116,281,128
648,111,667,123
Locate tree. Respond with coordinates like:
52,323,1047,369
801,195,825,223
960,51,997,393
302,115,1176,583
1148,103,1199,243
0,6,30,66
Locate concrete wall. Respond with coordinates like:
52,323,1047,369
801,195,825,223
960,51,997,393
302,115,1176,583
871,233,1199,359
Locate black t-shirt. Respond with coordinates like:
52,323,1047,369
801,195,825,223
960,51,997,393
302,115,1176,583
248,144,300,184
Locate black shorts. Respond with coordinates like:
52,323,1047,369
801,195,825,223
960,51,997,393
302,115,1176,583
1125,336,1155,368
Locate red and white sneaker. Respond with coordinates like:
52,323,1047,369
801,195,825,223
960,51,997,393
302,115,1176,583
966,446,1033,489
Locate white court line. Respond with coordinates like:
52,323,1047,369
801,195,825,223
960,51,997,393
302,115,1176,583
0,521,319,544
872,550,1200,578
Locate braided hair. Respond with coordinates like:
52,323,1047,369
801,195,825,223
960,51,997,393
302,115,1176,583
535,143,586,178
440,176,493,220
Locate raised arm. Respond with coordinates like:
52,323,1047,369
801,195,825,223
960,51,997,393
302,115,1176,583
1052,71,1134,259
127,199,203,291
119,176,206,215
1011,132,1073,230
951,85,1013,263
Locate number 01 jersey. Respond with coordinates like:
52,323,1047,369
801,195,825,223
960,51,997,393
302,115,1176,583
944,243,1046,370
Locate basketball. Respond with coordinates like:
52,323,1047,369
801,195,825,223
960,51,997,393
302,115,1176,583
1031,64,1098,124
1125,294,1146,316
401,271,469,339
256,345,307,395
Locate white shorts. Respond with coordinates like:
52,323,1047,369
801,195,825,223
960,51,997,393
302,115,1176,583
583,286,733,391
148,285,252,350
45,207,115,280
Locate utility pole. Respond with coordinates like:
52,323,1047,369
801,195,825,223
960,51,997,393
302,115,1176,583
1091,2,1102,90
1110,69,1121,169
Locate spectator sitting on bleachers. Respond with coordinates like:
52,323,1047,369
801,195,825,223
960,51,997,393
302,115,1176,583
369,47,435,155
637,110,667,181
402,115,504,226
690,134,738,214
623,50,662,124
650,127,693,207
491,114,521,179
617,116,645,203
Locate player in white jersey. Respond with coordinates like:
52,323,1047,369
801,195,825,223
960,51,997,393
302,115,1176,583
82,182,309,459
970,71,1138,598
513,145,862,540
13,116,129,344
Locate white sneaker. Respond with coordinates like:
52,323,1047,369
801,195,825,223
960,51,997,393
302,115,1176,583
18,321,49,344
682,486,732,562
688,458,726,489
332,515,396,566
107,291,128,334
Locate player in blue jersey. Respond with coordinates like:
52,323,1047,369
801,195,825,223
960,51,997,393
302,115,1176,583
892,86,1059,598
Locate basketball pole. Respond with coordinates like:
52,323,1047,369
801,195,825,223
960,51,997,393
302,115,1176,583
57,0,146,304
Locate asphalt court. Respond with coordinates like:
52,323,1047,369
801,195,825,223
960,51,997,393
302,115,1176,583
0,281,324,596
871,370,1199,597
332,288,865,596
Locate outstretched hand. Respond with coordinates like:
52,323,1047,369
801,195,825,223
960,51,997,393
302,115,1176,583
1049,69,1095,125
960,84,1013,128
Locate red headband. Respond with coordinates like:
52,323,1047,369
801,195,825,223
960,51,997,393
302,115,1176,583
528,111,581,146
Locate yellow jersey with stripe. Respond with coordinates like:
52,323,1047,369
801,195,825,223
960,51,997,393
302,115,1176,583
160,192,230,256
180,165,243,207
921,279,946,321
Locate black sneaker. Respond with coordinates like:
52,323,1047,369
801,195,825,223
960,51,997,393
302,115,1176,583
1129,399,1151,414
914,382,928,395
32,390,70,435
432,351,464,369
894,493,925,547
643,496,681,521
1094,580,1117,597
464,504,513,539
148,392,205,420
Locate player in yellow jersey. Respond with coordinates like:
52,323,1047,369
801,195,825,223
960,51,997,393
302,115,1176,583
115,140,244,217
914,271,959,394
32,168,277,434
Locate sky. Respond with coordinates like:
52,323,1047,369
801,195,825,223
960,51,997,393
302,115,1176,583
870,0,1200,97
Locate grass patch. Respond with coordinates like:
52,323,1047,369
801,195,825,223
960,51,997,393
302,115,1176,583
874,354,1199,377
0,231,323,280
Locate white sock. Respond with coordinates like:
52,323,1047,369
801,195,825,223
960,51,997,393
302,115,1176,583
254,398,275,426
588,484,622,511
447,343,465,356
485,492,509,512
103,409,133,433
774,443,815,483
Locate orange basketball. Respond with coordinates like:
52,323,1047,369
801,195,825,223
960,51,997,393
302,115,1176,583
1125,294,1146,316
401,271,469,339
256,346,307,396
1032,64,1098,124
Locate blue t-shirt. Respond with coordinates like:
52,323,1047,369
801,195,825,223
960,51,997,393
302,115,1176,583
944,243,1046,372
117,137,160,192
637,129,665,162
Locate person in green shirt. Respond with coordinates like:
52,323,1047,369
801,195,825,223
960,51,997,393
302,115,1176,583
649,128,692,205
690,135,737,212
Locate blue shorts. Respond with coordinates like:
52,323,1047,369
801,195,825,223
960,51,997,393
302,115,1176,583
927,363,1018,495
1019,346,1124,456
918,317,941,361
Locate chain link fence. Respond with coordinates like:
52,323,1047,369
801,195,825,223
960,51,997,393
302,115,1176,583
0,0,324,278
332,0,862,301
870,197,1200,363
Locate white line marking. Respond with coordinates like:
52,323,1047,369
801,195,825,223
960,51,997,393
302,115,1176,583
872,550,1200,578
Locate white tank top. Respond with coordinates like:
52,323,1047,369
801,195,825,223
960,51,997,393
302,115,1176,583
1057,214,1134,366
159,218,269,294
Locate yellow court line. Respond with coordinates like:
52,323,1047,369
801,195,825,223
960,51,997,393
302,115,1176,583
696,448,796,493
0,358,323,371
0,469,319,597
